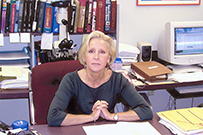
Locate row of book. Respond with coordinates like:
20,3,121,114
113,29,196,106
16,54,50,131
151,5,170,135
0,0,117,34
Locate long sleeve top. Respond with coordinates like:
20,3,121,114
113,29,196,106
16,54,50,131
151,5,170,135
47,70,153,126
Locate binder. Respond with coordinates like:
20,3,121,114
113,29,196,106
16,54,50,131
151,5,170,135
131,61,173,82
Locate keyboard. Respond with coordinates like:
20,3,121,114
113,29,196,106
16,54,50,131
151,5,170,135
175,85,203,94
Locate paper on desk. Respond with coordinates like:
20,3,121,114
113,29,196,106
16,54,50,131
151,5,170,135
83,122,161,135
173,72,203,82
157,107,203,135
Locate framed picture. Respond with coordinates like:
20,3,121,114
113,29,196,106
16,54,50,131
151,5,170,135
137,0,200,6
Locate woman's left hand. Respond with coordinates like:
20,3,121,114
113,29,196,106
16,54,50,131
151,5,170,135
100,106,113,120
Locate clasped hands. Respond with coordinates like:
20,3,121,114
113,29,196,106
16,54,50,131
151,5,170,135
91,100,113,121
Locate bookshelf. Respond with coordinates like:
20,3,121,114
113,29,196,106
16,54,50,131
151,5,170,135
0,0,118,69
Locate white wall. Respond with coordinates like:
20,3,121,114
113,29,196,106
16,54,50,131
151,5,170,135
117,0,203,50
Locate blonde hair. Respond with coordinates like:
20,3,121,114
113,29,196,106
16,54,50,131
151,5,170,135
78,31,116,66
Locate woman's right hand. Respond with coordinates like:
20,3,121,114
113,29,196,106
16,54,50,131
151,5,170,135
91,100,109,121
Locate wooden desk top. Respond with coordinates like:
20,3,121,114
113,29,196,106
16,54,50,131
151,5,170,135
31,114,173,135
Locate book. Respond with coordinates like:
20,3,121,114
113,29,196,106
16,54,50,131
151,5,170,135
110,0,116,31
83,0,88,32
77,0,86,33
131,61,173,82
95,0,105,32
10,1,16,32
86,0,92,32
104,0,111,31
4,0,10,33
18,0,24,32
27,0,35,32
1,0,7,33
32,0,40,32
91,0,96,31
52,6,59,33
14,0,20,32
157,107,203,135
68,4,77,33
43,0,53,33
36,0,46,33
21,0,29,32
73,0,80,33
0,0,3,32
9,0,16,32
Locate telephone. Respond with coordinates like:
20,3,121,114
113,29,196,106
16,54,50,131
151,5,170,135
0,120,8,133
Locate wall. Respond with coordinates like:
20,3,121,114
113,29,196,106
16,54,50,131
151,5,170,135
117,0,203,50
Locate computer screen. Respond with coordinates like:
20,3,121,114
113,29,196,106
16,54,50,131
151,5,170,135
175,27,203,55
158,21,203,65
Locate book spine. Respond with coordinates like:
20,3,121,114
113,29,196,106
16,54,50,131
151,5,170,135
52,6,59,33
17,0,24,32
83,0,89,33
1,2,7,33
73,0,79,33
22,0,28,32
0,0,3,32
36,0,45,33
104,0,111,31
27,0,34,32
87,0,93,33
32,0,40,32
9,0,15,32
110,0,116,31
95,0,105,32
10,2,16,32
5,1,10,33
43,2,53,33
91,0,96,31
77,0,86,33
14,0,20,32
68,5,76,33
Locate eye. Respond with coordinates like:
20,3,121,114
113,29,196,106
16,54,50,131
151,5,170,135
100,50,106,54
88,49,94,53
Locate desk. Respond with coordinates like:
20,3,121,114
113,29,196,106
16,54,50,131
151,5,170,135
0,89,30,125
31,114,173,135
0,89,29,99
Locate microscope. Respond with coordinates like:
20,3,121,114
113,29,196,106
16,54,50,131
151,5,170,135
51,0,76,60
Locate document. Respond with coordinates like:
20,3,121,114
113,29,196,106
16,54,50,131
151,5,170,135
157,107,203,135
83,122,161,135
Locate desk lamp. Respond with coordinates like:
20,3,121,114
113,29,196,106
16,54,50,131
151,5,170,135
51,0,76,60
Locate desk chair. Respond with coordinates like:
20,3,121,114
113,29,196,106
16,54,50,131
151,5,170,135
30,60,83,124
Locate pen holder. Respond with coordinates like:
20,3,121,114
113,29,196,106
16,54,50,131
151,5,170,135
12,120,28,131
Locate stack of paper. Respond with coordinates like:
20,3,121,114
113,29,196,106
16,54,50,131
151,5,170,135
0,48,30,89
118,43,140,66
157,107,203,135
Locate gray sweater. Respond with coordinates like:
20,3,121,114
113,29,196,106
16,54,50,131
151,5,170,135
47,70,153,126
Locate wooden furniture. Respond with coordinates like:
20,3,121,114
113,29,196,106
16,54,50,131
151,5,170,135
30,114,173,135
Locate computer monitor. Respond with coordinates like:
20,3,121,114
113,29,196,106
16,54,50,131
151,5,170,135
158,21,203,65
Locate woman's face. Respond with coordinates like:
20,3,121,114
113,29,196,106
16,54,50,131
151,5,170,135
85,38,110,72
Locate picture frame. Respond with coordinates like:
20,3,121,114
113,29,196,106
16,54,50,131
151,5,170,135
137,0,200,6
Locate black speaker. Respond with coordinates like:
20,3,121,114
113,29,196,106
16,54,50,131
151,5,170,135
137,41,152,62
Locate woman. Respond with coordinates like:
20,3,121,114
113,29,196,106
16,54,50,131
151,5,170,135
47,31,153,126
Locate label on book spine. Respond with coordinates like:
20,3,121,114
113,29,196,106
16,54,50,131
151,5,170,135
43,3,53,33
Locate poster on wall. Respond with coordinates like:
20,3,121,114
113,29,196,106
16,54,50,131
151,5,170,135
137,0,200,6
